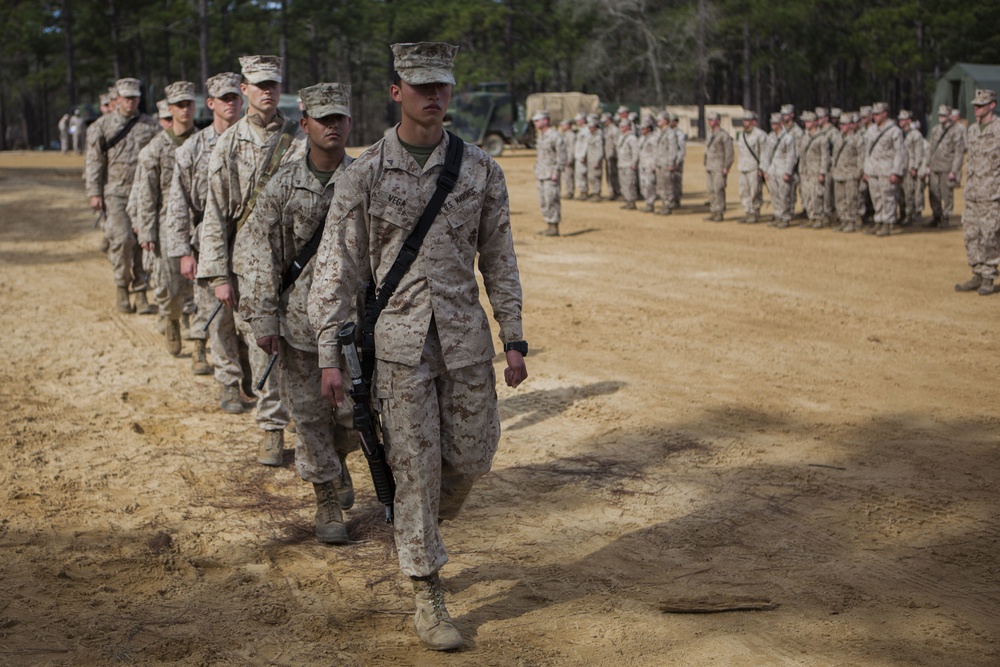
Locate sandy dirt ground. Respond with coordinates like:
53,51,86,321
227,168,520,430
0,145,997,667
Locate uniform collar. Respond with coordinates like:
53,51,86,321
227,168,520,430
383,125,451,176
291,151,353,195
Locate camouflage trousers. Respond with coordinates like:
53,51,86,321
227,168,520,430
574,161,588,198
148,253,193,320
898,174,923,221
104,195,147,292
536,179,561,224
834,179,860,225
706,170,727,215
606,157,620,197
823,174,836,219
640,167,657,207
656,165,676,210
562,165,575,198
188,278,211,342
207,295,242,387
961,200,1000,279
587,159,603,197
673,166,684,200
800,173,825,220
618,166,638,203
868,175,899,225
738,170,763,215
375,326,499,578
928,172,956,222
233,291,289,432
277,339,358,484
768,174,792,223
787,173,800,217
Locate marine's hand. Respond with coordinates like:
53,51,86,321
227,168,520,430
141,241,156,253
256,335,279,356
89,196,104,212
180,255,197,281
504,350,528,388
214,282,237,309
321,367,345,407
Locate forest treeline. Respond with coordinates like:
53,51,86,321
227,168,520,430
3,0,999,147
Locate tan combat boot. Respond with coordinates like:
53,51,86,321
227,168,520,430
258,430,284,466
191,339,212,375
115,287,133,314
313,481,349,544
541,223,559,237
334,451,355,510
955,274,983,292
180,312,191,339
134,290,157,315
165,319,182,356
412,573,463,651
219,383,245,414
977,278,996,296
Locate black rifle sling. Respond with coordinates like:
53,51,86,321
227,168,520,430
742,131,760,166
360,131,464,381
931,123,953,155
281,209,327,294
868,126,892,156
100,114,141,154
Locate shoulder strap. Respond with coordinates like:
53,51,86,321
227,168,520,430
359,131,464,380
742,130,760,165
869,126,892,155
99,115,141,154
234,118,299,235
931,123,952,154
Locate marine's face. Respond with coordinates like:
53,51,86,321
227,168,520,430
207,93,243,124
242,80,279,116
974,103,994,122
118,96,140,115
391,80,452,128
168,99,194,124
302,113,351,152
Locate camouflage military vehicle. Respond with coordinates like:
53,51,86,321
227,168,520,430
445,82,525,157
521,92,601,147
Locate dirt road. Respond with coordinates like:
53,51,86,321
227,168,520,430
0,147,997,666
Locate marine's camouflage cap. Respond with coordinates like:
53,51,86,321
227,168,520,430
669,112,679,121
949,108,962,117
860,105,873,117
206,72,242,98
706,111,720,121
641,116,655,129
165,81,196,105
616,105,629,115
780,103,795,115
619,118,631,129
99,93,111,106
815,107,828,118
391,42,457,86
800,110,817,122
937,104,951,116
656,110,670,121
600,112,612,122
848,112,860,124
116,78,142,98
872,102,889,114
743,110,758,121
299,82,351,119
107,86,119,100
531,109,549,122
898,109,912,121
240,55,282,85
156,99,171,119
830,107,842,118
769,112,782,124
574,113,586,123
972,88,997,106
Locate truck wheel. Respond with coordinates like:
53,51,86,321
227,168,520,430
482,134,505,157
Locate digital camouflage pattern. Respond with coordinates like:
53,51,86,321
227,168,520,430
737,125,768,217
961,116,1000,278
585,126,604,197
704,126,734,216
534,125,564,224
638,128,659,208
617,130,639,204
799,127,831,221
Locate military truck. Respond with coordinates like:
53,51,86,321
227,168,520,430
520,92,601,147
444,82,525,157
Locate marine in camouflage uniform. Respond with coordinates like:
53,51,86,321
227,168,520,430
817,108,838,224
197,55,305,465
163,72,245,382
559,119,576,199
927,105,965,228
898,110,926,226
862,102,907,236
781,105,804,220
240,82,360,543
84,77,160,313
602,113,620,200
584,116,604,200
955,89,1000,295
637,117,659,212
133,81,197,357
704,111,734,221
832,112,865,232
533,110,564,236
736,110,767,223
654,112,678,215
616,119,639,209
308,42,527,652
669,113,686,201
573,114,589,198
798,110,831,227
763,114,797,228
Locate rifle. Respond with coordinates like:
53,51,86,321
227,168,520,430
201,301,224,333
93,207,106,229
337,321,395,524
256,352,278,392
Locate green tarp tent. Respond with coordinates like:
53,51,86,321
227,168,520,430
932,63,1000,127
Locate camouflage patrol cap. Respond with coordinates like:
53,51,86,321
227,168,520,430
156,99,171,119
299,82,351,118
619,118,631,129
769,112,782,124
116,78,141,98
600,112,611,122
240,55,282,85
206,72,242,98
165,81,196,105
897,109,912,121
107,86,119,100
668,112,678,121
558,119,572,129
574,113,586,123
656,110,669,121
780,104,795,116
706,111,720,121
937,104,951,117
860,105,873,117
531,110,550,122
616,105,629,115
950,107,962,118
743,110,758,121
391,42,457,86
800,110,817,122
641,116,655,129
815,107,829,118
830,107,842,119
972,88,997,106
872,102,889,114
99,93,110,106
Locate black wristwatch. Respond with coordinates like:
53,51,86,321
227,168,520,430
504,340,528,357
